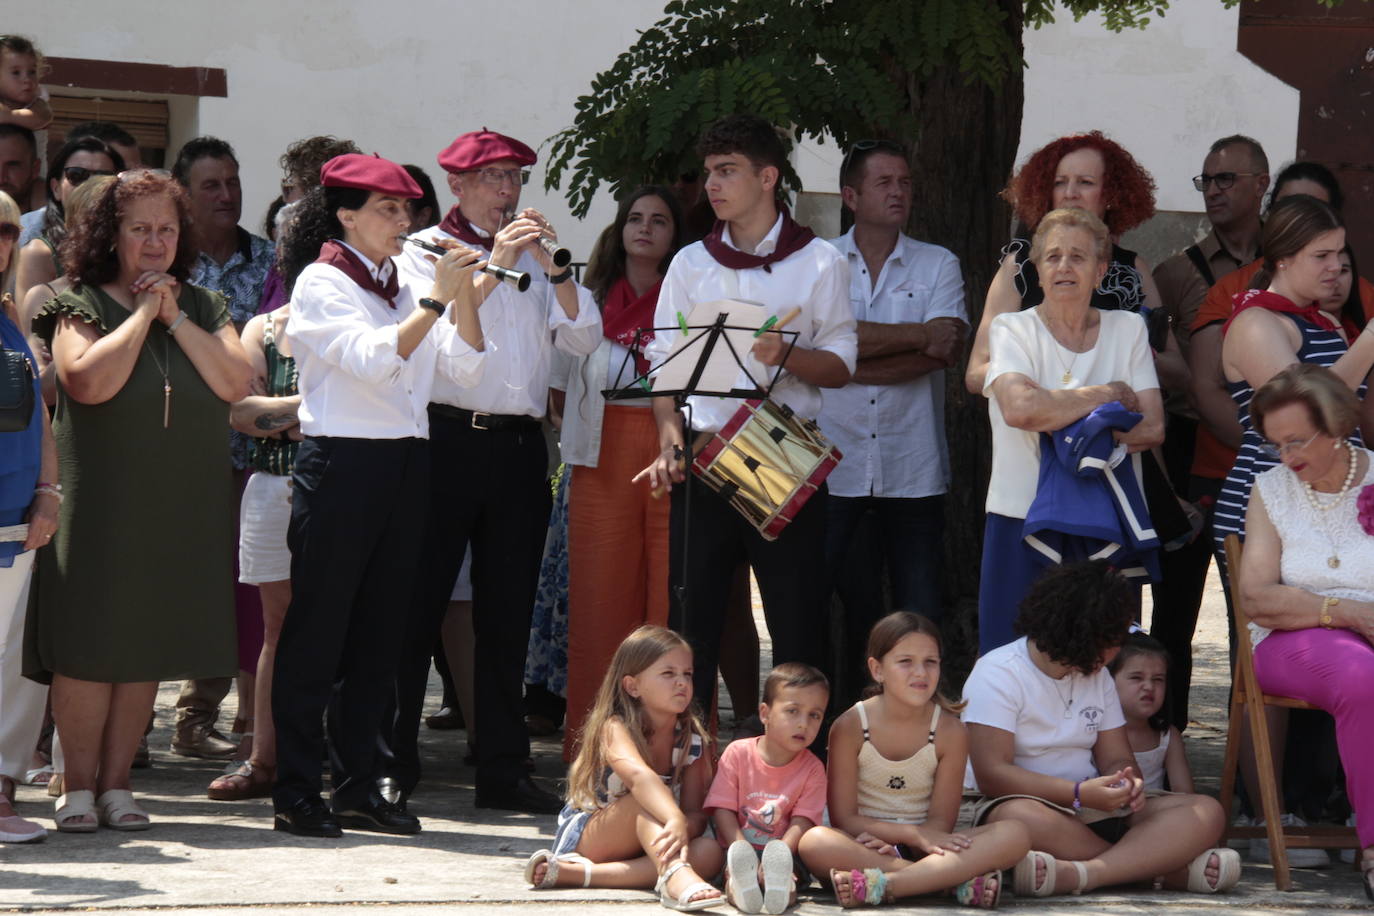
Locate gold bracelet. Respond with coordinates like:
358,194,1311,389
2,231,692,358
1319,595,1339,629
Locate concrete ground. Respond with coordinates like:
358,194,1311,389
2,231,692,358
0,564,1368,914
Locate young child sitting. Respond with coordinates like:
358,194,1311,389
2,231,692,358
1109,631,1192,793
0,36,51,131
704,663,829,914
798,613,1030,908
963,560,1239,897
524,625,723,912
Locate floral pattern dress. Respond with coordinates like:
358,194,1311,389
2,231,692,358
525,468,570,696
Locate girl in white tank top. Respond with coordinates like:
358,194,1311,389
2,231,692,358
796,613,1030,908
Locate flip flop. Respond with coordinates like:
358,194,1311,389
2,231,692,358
726,839,763,913
760,839,794,914
1184,848,1241,894
95,789,151,831
657,859,723,911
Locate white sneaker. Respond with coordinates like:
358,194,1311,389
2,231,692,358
1229,813,1252,851
1250,813,1332,868
1340,814,1357,865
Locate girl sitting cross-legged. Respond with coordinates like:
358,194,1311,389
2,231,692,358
798,612,1030,908
963,560,1240,897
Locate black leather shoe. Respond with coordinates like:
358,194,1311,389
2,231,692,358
426,705,464,730
376,776,408,809
332,793,421,835
475,775,562,814
274,797,342,838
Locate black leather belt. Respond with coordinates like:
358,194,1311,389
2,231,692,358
428,403,542,431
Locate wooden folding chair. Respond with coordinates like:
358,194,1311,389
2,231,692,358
1217,534,1361,890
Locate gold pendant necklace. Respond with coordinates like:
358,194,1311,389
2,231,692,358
1037,309,1085,386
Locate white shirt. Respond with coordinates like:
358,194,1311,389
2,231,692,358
962,637,1127,792
396,222,601,417
983,308,1158,519
286,244,484,439
819,229,967,498
647,214,856,433
554,338,653,469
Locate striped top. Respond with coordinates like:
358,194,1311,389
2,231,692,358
251,316,300,476
1212,313,1361,561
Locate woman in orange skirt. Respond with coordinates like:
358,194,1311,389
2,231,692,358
558,186,683,759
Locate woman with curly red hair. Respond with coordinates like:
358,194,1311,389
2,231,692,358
968,132,1170,394
27,170,253,832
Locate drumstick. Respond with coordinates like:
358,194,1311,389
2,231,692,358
649,307,802,498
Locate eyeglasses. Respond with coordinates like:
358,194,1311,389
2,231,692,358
1192,172,1261,192
63,166,117,186
1258,431,1322,461
463,167,530,187
840,139,907,186
0,222,17,242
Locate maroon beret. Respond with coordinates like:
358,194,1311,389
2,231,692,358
437,129,537,173
319,153,422,198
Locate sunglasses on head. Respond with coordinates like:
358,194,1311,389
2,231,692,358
0,223,17,242
63,166,116,186
840,139,908,185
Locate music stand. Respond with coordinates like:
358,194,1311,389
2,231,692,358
601,309,800,615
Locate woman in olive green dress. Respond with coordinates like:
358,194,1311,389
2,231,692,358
28,170,253,831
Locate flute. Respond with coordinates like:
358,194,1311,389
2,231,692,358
501,208,572,268
401,235,532,292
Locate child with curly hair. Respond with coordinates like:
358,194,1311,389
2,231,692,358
963,560,1239,897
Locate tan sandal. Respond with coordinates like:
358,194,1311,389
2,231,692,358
54,790,97,833
208,761,274,801
95,789,150,831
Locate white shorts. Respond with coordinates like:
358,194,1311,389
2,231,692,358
450,547,472,601
239,471,292,584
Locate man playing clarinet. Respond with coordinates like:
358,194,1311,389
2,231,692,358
392,130,600,813
634,114,856,719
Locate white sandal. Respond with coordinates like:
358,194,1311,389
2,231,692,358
95,789,151,831
523,848,593,889
1184,848,1241,893
657,859,723,911
54,789,97,833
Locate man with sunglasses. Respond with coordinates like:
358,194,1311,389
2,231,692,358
389,129,599,814
1147,134,1269,733
818,139,966,706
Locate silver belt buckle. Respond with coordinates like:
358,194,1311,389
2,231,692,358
470,410,492,430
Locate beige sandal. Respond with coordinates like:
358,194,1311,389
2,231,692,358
96,789,151,831
54,789,97,833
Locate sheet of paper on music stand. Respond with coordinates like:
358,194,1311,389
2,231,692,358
652,299,769,393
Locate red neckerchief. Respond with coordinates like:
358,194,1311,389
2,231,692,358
701,206,815,272
601,276,661,376
314,240,399,309
437,205,494,252
1222,288,1338,337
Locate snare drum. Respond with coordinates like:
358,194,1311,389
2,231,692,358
691,399,842,541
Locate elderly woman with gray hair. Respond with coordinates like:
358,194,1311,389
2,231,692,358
979,207,1164,654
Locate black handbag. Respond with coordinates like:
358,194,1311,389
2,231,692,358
0,348,35,433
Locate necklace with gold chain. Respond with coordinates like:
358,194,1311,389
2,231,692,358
1036,308,1095,385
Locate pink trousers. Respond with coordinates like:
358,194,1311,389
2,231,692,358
1254,626,1374,847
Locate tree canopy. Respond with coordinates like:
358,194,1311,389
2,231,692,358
545,0,1218,216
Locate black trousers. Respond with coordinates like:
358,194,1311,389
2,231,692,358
669,473,829,714
385,408,550,793
271,436,429,811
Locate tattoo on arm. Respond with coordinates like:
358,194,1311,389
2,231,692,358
254,411,299,432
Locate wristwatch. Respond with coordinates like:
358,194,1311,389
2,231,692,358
418,297,446,316
545,269,573,285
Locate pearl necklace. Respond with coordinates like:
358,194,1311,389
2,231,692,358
1301,443,1360,569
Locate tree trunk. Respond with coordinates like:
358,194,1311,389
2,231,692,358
905,1,1026,686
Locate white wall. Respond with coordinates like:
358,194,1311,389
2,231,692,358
12,0,670,255
1016,3,1299,212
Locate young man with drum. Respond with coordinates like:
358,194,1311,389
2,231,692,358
635,113,857,719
